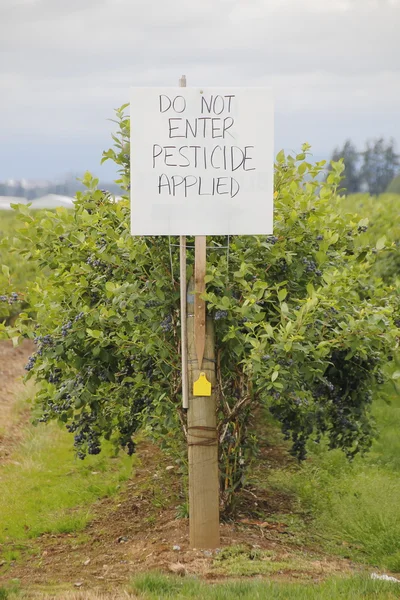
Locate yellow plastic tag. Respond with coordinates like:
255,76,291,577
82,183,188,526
193,372,212,397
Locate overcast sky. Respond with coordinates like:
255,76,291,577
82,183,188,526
0,0,399,180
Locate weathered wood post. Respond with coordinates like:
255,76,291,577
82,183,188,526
187,266,220,549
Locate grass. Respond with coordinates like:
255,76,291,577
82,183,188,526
0,420,135,548
0,381,34,439
264,380,400,571
211,544,314,577
2,576,400,599
129,572,400,599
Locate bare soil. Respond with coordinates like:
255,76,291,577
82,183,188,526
0,339,33,462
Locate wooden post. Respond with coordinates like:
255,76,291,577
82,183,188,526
180,236,188,409
194,235,206,369
187,285,220,549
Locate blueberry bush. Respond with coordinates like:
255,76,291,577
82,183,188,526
0,212,35,323
340,193,400,285
3,105,399,511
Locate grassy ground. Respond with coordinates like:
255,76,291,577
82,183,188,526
1,574,400,599
0,420,134,550
129,572,400,600
264,379,400,572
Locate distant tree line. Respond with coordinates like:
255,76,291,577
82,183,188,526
329,138,400,195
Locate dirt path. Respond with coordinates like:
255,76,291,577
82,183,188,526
0,339,33,461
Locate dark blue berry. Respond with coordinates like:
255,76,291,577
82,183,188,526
214,310,228,321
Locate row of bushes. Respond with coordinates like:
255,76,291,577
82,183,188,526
0,211,39,323
341,193,400,284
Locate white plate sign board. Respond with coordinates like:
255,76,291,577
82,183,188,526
130,87,274,235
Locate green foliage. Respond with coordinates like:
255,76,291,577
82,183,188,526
0,419,133,545
0,212,38,324
386,174,400,194
341,194,400,285
267,379,400,571
3,106,399,512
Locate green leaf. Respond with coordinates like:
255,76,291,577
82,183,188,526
278,288,287,302
86,329,102,339
281,302,289,315
271,371,279,382
329,233,339,246
1,265,10,278
276,149,285,163
376,236,386,250
298,162,307,175
306,283,315,297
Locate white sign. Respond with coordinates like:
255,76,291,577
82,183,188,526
130,87,274,235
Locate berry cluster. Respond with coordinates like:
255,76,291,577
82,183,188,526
25,353,37,371
160,314,173,332
277,258,288,273
86,255,105,269
74,427,101,458
61,321,73,337
64,412,102,458
267,347,380,461
47,369,61,384
32,333,54,358
46,395,72,414
118,398,152,456
266,235,279,245
145,300,163,308
214,310,228,321
302,257,322,275
34,334,54,346
0,292,19,304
